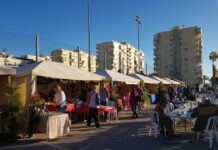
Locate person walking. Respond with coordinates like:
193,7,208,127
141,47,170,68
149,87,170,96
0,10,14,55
130,87,139,118
100,83,110,122
136,84,144,115
87,82,101,128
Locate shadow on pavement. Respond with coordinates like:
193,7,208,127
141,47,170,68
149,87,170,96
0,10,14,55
0,111,217,150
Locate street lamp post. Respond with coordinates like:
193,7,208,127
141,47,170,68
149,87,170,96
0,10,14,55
135,16,144,74
88,0,91,72
135,16,142,51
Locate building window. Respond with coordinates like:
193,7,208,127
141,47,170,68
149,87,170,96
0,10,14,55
184,48,188,51
184,58,188,61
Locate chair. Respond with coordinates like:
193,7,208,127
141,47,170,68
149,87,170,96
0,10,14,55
197,116,218,148
147,110,160,138
108,101,118,120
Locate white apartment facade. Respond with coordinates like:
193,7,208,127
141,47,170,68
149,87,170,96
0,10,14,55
51,49,97,72
0,55,31,66
21,54,52,62
96,41,145,74
153,26,203,85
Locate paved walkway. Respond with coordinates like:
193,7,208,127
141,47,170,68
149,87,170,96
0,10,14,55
0,111,217,150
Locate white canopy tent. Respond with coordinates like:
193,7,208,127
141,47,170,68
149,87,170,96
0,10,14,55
16,61,104,81
164,78,180,85
16,61,105,130
171,78,186,85
151,76,171,85
96,69,140,85
129,73,160,84
0,65,16,75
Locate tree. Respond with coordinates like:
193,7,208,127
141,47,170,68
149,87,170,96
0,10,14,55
203,75,209,85
209,51,218,65
1,84,23,141
209,51,218,85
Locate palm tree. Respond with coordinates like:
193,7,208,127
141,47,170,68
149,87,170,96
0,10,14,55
209,51,218,65
209,51,218,85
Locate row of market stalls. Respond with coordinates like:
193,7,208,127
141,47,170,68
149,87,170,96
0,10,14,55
0,61,185,108
0,62,185,137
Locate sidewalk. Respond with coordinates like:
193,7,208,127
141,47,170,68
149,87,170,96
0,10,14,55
0,109,217,150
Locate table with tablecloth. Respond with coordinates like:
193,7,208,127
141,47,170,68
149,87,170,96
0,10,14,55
38,112,71,139
73,105,115,122
167,101,197,133
74,105,114,113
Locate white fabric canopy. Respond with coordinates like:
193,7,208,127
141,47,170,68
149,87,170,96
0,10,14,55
0,65,16,75
164,78,180,85
16,61,104,81
96,69,140,85
151,76,171,85
172,78,186,85
129,74,160,84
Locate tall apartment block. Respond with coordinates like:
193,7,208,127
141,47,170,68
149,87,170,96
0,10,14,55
96,41,144,74
153,26,203,85
51,49,97,72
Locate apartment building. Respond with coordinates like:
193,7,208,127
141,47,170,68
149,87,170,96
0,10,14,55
153,26,203,85
0,55,32,66
51,49,97,72
21,54,52,62
96,41,144,74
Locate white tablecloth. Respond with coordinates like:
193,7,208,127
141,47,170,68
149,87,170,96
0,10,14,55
167,102,197,119
38,112,70,139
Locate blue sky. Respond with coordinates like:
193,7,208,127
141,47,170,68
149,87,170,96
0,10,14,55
0,0,218,76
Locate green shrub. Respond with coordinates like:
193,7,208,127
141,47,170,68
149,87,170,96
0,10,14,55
1,84,23,142
139,81,151,105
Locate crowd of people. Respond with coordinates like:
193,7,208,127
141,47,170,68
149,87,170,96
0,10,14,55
154,83,218,143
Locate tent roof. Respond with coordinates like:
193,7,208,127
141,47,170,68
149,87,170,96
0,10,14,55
151,76,171,84
96,69,140,85
16,61,105,81
129,74,160,84
164,78,180,85
171,78,186,84
0,65,16,75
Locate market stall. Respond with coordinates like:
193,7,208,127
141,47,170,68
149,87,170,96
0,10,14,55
96,69,140,111
16,61,105,109
164,78,181,85
129,73,160,93
96,69,140,85
16,61,105,138
151,76,172,90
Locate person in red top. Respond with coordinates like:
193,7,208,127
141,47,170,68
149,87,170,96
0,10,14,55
130,87,139,118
